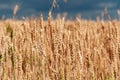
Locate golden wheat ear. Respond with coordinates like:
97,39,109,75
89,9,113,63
13,5,19,19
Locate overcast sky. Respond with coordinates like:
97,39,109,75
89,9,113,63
0,0,120,19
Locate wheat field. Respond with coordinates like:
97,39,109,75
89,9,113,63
0,14,120,80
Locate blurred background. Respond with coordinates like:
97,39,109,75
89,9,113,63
0,0,120,20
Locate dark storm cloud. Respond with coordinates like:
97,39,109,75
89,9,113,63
58,0,118,11
0,0,120,19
